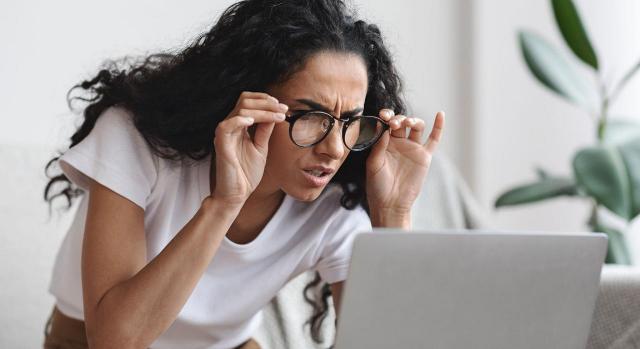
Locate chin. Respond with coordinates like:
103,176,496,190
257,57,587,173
285,185,325,202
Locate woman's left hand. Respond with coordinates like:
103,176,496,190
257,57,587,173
365,109,445,228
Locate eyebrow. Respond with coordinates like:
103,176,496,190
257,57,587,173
295,98,364,119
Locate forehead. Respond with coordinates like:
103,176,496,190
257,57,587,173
270,51,368,110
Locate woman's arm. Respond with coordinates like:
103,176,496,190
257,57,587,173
331,282,344,323
82,92,285,349
82,178,242,349
370,210,411,230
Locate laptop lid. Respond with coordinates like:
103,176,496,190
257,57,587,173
334,230,607,349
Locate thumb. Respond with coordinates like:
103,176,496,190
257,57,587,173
253,122,276,152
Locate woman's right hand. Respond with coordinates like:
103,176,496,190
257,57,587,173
211,91,288,206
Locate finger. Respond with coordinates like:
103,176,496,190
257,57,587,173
406,117,426,142
238,98,288,114
253,122,276,151
215,116,255,138
389,115,407,138
378,108,395,122
236,109,286,123
424,111,445,153
238,91,277,103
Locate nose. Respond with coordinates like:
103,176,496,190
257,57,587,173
314,119,346,160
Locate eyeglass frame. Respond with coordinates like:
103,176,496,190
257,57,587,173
284,110,390,151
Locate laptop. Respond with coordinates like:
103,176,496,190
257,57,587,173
334,230,607,349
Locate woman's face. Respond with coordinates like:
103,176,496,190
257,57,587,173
264,51,369,201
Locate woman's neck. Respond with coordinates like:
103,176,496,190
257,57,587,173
208,154,285,244
227,172,285,245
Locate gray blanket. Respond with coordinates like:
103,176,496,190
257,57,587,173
587,266,640,349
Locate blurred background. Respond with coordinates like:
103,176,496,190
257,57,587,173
1,0,639,347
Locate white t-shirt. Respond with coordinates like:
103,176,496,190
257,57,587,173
49,106,372,349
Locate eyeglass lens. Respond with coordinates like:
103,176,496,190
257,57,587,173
290,112,385,150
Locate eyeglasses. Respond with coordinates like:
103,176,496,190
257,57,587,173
284,110,390,151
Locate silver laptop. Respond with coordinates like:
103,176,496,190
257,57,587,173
334,230,607,349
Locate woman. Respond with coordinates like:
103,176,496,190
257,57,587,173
43,0,444,348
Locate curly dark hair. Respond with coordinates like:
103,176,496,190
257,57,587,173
43,0,405,345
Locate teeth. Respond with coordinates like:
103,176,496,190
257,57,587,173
307,169,324,177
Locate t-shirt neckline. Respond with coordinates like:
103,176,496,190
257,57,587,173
198,155,293,252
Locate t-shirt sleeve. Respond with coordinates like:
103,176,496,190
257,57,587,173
58,106,158,209
314,204,373,284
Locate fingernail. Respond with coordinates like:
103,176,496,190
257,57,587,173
276,113,286,120
279,103,288,112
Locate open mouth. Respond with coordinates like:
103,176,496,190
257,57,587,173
301,166,335,187
304,169,331,177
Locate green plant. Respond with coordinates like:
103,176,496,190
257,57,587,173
495,0,640,264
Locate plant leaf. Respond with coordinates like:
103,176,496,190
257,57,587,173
551,0,599,70
618,138,640,218
573,143,640,220
611,59,640,103
518,30,596,109
594,224,632,265
495,176,577,208
617,59,640,91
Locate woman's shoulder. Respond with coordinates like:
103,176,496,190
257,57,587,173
93,105,140,135
58,104,163,209
92,105,174,170
76,104,146,153
95,105,193,171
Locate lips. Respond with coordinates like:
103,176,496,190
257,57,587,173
301,165,335,187
302,166,335,177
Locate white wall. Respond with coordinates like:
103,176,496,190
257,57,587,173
0,0,238,149
471,0,640,233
